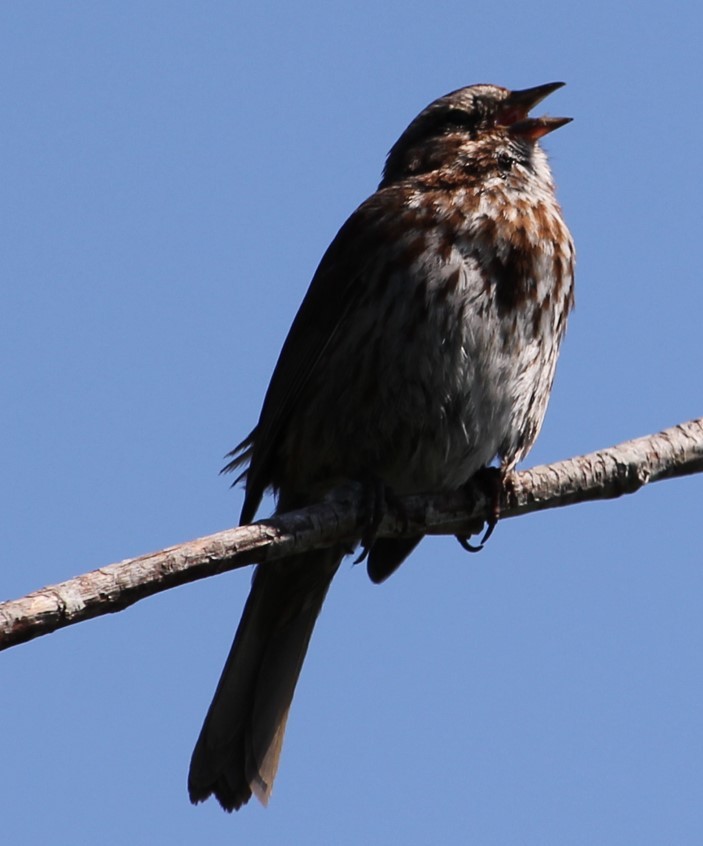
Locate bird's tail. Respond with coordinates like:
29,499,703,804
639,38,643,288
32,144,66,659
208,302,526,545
188,547,342,811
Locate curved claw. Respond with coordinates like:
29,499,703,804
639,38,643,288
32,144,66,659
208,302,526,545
455,517,497,554
353,544,371,564
455,466,504,555
353,477,396,565
479,518,497,546
455,534,485,553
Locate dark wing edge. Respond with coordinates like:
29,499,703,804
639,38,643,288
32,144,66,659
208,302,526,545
225,195,391,526
222,430,255,484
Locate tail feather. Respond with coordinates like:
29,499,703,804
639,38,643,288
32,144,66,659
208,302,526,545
188,548,342,811
367,536,423,584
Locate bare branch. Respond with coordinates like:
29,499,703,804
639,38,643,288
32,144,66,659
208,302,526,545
1,417,701,652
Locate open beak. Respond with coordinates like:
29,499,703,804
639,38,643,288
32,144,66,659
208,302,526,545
500,82,572,140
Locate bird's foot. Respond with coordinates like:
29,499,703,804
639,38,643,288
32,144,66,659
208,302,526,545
353,478,407,564
455,466,505,553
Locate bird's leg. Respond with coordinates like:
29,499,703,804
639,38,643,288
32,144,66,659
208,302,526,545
353,478,408,563
455,466,505,553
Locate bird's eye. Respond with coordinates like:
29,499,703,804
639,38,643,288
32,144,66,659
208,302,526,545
497,152,514,171
442,108,480,133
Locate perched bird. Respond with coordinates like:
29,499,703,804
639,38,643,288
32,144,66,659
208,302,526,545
188,82,575,811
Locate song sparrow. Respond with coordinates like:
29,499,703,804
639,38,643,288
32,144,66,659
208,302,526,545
189,82,575,811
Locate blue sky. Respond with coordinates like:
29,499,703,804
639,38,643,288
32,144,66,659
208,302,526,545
2,2,702,843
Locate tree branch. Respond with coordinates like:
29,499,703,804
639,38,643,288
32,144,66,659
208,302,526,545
2,418,701,652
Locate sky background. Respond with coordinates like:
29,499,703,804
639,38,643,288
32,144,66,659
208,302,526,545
2,2,702,844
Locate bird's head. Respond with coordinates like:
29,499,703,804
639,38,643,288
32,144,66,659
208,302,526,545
381,82,571,186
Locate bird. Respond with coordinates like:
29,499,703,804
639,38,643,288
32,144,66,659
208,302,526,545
188,81,575,811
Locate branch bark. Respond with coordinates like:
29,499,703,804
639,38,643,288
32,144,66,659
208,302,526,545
2,417,701,652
